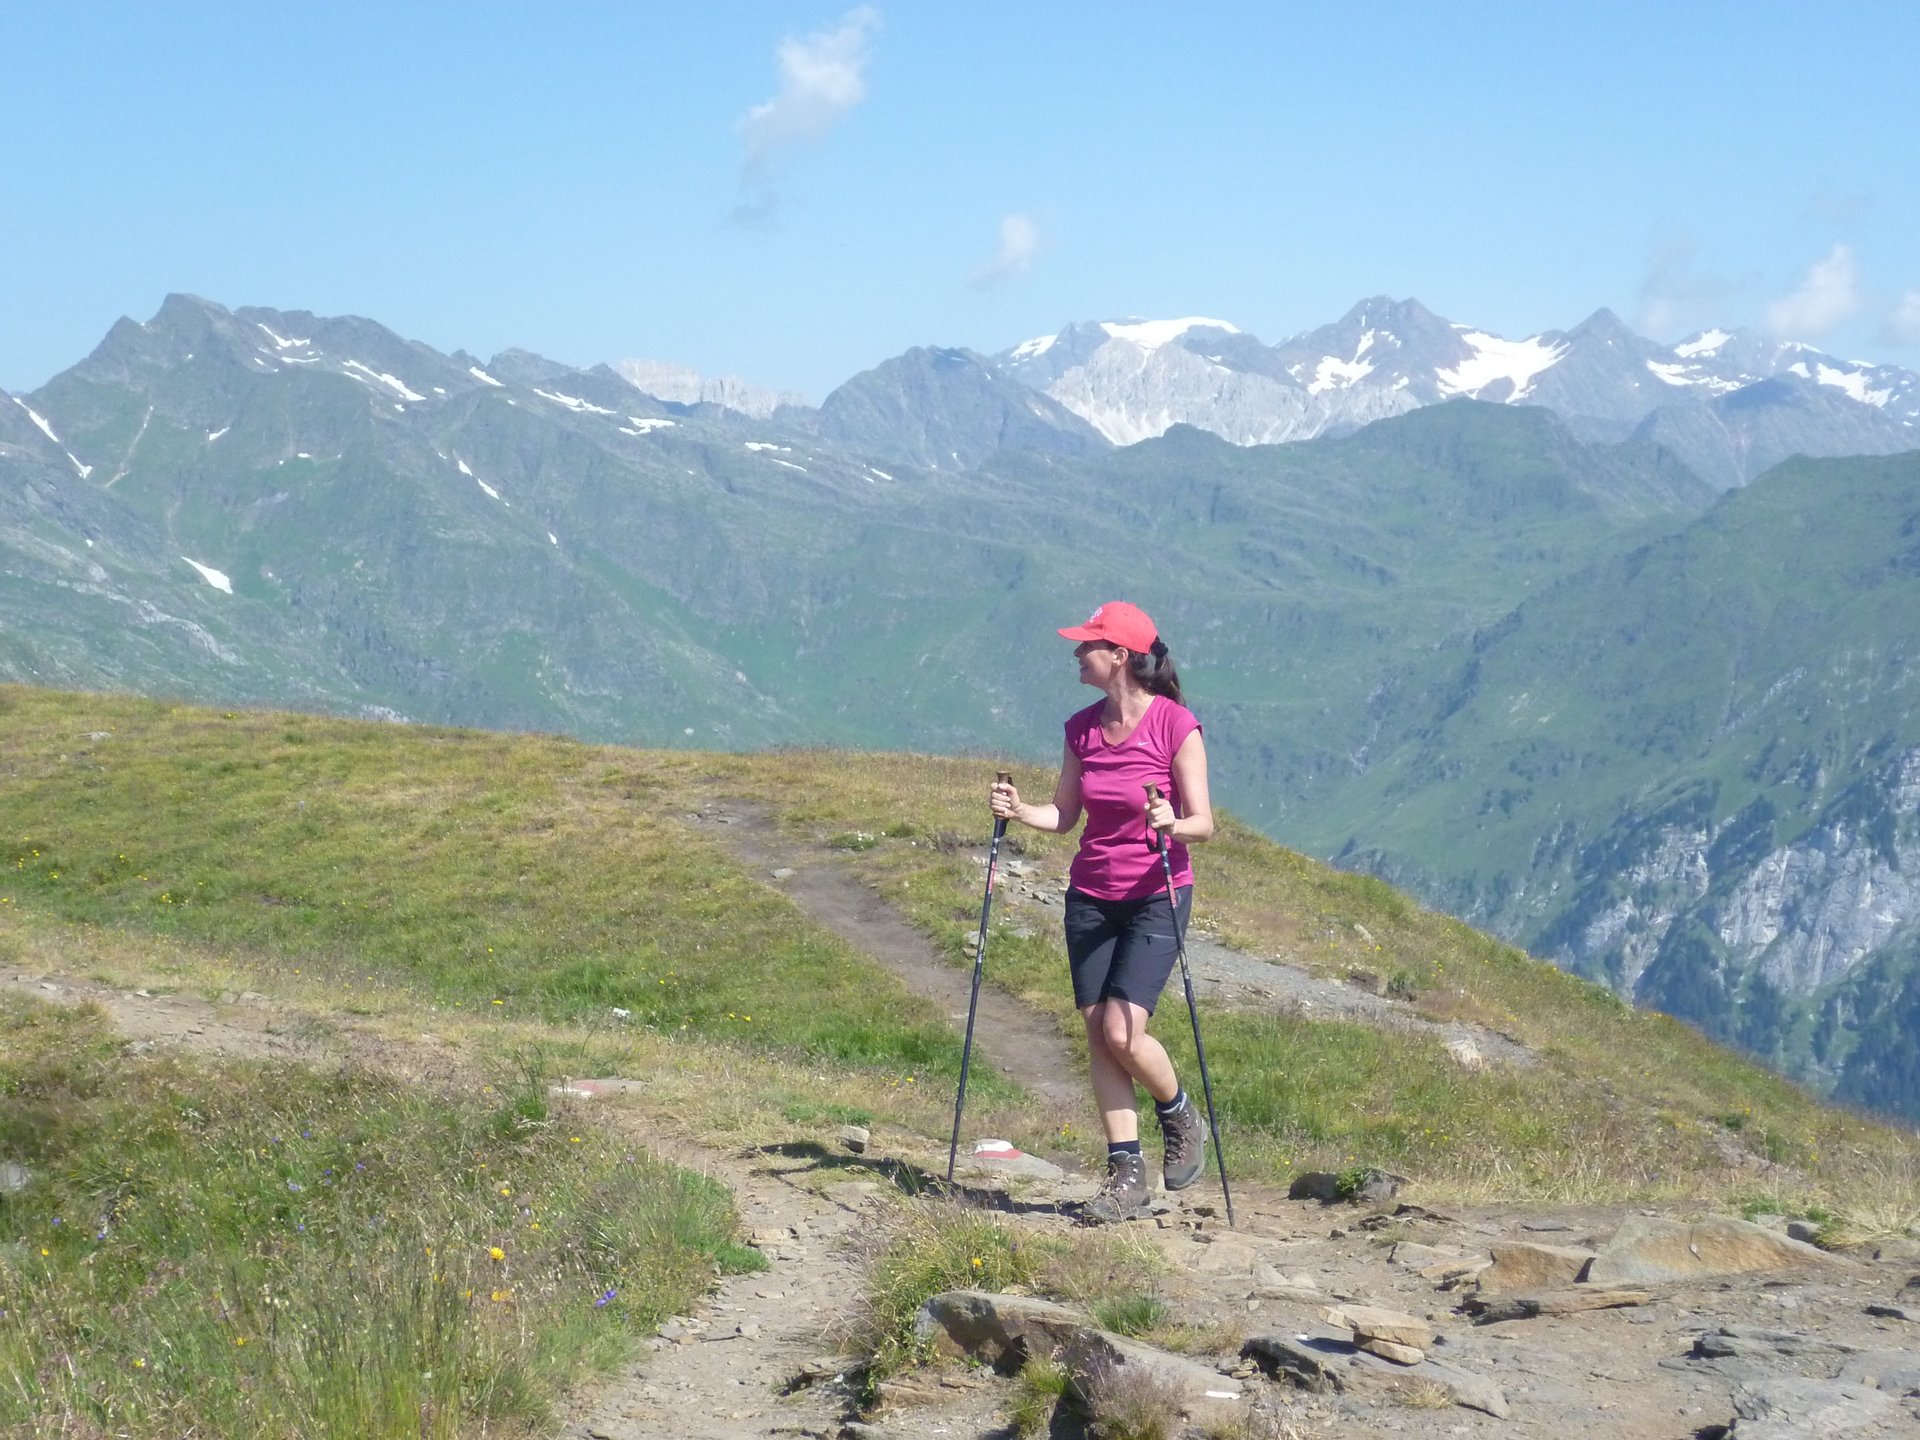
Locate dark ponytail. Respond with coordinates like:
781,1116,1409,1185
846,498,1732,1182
1128,637,1183,705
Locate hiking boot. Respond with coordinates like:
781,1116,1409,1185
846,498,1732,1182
1159,1095,1205,1191
1082,1150,1153,1224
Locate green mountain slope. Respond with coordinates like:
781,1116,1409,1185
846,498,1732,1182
1298,452,1920,1114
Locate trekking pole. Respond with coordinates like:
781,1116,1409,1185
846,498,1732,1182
1146,784,1236,1228
947,771,1015,1184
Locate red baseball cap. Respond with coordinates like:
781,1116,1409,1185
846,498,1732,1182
1058,601,1158,652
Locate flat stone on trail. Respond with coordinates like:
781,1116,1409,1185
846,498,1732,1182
1388,1240,1463,1268
1320,1303,1434,1349
914,1290,1243,1424
1241,1333,1508,1418
1358,1336,1424,1364
1476,1240,1596,1293
1465,1288,1652,1324
1729,1376,1897,1435
1585,1215,1841,1286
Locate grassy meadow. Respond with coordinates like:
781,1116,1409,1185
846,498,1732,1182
3,684,1920,1433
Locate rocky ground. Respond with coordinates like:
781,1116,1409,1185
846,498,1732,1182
7,804,1918,1440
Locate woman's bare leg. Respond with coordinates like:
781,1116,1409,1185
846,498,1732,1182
1082,999,1180,1144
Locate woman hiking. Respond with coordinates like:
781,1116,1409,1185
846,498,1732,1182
990,601,1213,1222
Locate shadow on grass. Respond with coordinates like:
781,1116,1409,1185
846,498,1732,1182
751,1140,1077,1218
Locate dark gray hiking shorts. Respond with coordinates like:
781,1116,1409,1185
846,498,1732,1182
1064,885,1192,1014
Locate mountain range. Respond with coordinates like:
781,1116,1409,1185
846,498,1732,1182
5,291,1920,1119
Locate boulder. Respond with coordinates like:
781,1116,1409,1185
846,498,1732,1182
1476,1241,1594,1293
914,1291,1242,1424
837,1125,871,1154
1585,1215,1841,1286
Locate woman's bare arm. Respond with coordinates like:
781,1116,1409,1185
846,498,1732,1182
990,744,1083,834
1148,729,1213,843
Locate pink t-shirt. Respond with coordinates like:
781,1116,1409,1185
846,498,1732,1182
1065,694,1201,901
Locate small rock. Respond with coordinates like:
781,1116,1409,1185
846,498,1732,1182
1352,1168,1406,1205
219,990,240,1004
1289,1171,1343,1202
658,1319,688,1340
837,1125,870,1154
771,868,795,881
0,1161,31,1195
1786,1219,1823,1245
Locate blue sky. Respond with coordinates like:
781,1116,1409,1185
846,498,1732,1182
5,2,1918,398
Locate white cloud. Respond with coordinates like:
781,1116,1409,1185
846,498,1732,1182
1635,229,1740,339
1765,244,1863,339
1882,289,1920,346
970,213,1041,288
736,6,879,183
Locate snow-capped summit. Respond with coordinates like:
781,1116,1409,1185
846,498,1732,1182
989,298,1920,473
1097,316,1241,349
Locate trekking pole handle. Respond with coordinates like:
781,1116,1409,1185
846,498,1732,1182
1145,782,1175,851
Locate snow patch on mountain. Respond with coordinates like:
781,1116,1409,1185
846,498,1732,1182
343,360,425,403
1674,329,1734,359
1436,331,1568,401
181,557,233,594
1099,317,1240,349
468,366,504,387
1010,333,1058,362
257,323,311,351
533,388,615,416
1309,331,1379,395
1803,362,1892,407
13,397,62,444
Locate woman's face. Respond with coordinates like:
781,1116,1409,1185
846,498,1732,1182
1074,639,1127,687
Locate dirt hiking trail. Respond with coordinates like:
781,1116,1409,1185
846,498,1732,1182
7,814,1919,1439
